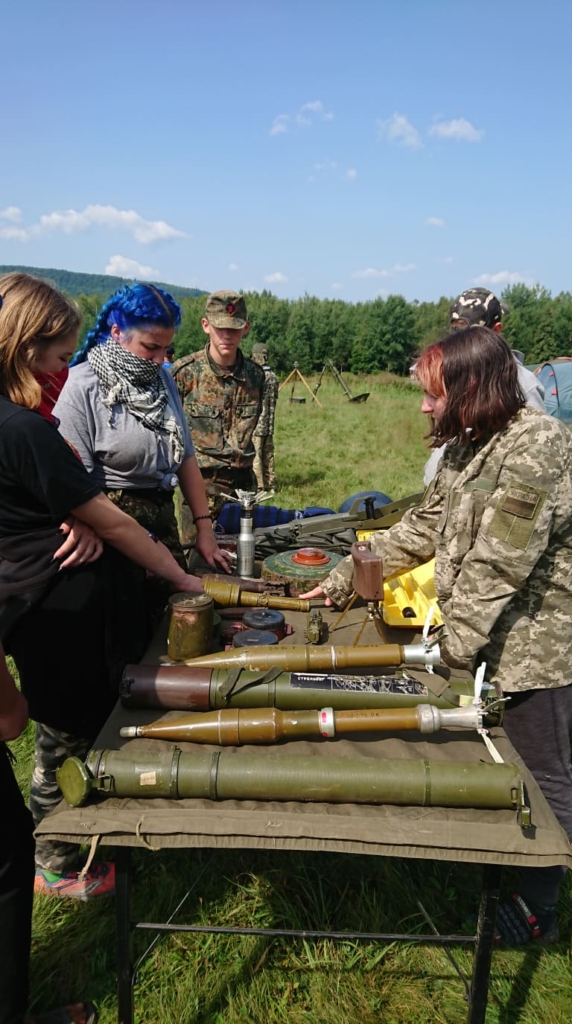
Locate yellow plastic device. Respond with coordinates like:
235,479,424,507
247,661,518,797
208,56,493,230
356,530,443,629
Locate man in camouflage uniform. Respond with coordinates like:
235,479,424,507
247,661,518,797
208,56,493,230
171,292,264,539
305,345,572,944
424,288,545,484
251,342,279,492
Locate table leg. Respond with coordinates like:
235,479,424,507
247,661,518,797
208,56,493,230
467,863,502,1024
115,847,133,1024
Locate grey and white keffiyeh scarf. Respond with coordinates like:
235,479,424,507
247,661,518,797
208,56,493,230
88,339,185,463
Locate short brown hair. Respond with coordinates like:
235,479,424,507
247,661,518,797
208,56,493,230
415,325,525,443
0,272,81,408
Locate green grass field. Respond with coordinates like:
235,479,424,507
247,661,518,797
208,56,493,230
9,375,572,1024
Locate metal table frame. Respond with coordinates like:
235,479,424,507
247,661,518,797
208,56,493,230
113,845,502,1024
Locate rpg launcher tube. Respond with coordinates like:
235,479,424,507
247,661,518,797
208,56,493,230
181,642,440,673
120,664,489,715
120,704,484,745
57,748,525,816
203,579,310,612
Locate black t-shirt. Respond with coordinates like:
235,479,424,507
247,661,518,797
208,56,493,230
0,395,101,537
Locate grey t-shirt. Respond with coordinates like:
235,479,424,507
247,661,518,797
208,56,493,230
54,362,194,491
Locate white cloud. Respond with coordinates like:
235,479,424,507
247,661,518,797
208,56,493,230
264,272,289,284
270,114,290,136
0,225,30,240
351,263,416,279
301,100,323,114
228,262,239,272
352,268,388,279
39,204,187,244
315,159,338,173
0,206,22,222
428,118,484,142
438,256,454,264
272,99,333,135
331,283,343,291
346,168,358,181
104,254,159,280
296,99,334,126
425,216,444,227
0,203,187,245
473,270,532,286
377,113,422,149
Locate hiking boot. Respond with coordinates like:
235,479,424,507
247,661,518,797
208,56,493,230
495,892,560,946
34,861,115,901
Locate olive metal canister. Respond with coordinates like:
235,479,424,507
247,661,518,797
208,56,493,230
167,593,214,662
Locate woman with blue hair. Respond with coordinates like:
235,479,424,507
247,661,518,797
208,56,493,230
56,283,231,628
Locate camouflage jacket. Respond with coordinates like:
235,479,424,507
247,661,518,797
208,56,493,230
322,407,572,692
171,345,264,470
253,366,279,437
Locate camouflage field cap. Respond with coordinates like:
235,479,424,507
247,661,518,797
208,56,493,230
205,291,248,329
449,288,503,329
251,343,269,364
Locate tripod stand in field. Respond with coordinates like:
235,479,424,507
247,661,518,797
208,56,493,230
314,360,370,403
279,363,323,407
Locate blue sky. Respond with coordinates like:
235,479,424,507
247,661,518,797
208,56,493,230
1,0,571,303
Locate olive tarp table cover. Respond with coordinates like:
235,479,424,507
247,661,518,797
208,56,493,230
37,606,572,871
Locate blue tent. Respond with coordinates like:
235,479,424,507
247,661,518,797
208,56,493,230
528,360,572,423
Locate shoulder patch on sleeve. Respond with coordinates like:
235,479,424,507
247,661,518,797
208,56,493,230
488,484,547,550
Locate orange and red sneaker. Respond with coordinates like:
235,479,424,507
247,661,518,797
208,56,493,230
34,861,115,901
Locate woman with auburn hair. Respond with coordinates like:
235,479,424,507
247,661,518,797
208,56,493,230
54,282,231,631
0,272,205,914
302,325,572,947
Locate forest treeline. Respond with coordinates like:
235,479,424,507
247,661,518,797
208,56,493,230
0,265,203,301
72,282,572,376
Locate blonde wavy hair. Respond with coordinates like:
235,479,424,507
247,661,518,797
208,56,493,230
0,272,81,408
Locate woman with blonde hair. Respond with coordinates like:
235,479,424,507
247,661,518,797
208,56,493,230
0,273,204,916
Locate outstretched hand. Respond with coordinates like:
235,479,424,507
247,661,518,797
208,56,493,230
299,585,333,606
179,573,206,595
55,516,104,569
195,531,234,573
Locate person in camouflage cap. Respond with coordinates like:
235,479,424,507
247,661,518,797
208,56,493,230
449,288,544,410
251,342,279,492
302,325,572,946
171,291,265,535
423,288,545,484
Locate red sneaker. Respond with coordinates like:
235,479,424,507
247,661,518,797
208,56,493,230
34,861,115,901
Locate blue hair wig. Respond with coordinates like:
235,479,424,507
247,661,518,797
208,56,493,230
73,282,182,364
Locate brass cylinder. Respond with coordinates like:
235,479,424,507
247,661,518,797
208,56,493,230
167,593,214,662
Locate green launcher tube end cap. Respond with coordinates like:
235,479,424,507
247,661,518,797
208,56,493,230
56,756,92,808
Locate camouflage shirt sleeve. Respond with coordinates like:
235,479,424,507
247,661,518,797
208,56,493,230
321,478,443,607
254,370,279,437
440,433,570,669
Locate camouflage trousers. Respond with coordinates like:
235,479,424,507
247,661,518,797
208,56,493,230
31,723,92,873
106,488,187,633
177,466,258,547
253,435,276,492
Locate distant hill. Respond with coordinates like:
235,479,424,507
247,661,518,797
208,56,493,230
0,265,206,300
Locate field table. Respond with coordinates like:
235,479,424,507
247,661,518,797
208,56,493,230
37,606,572,1024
